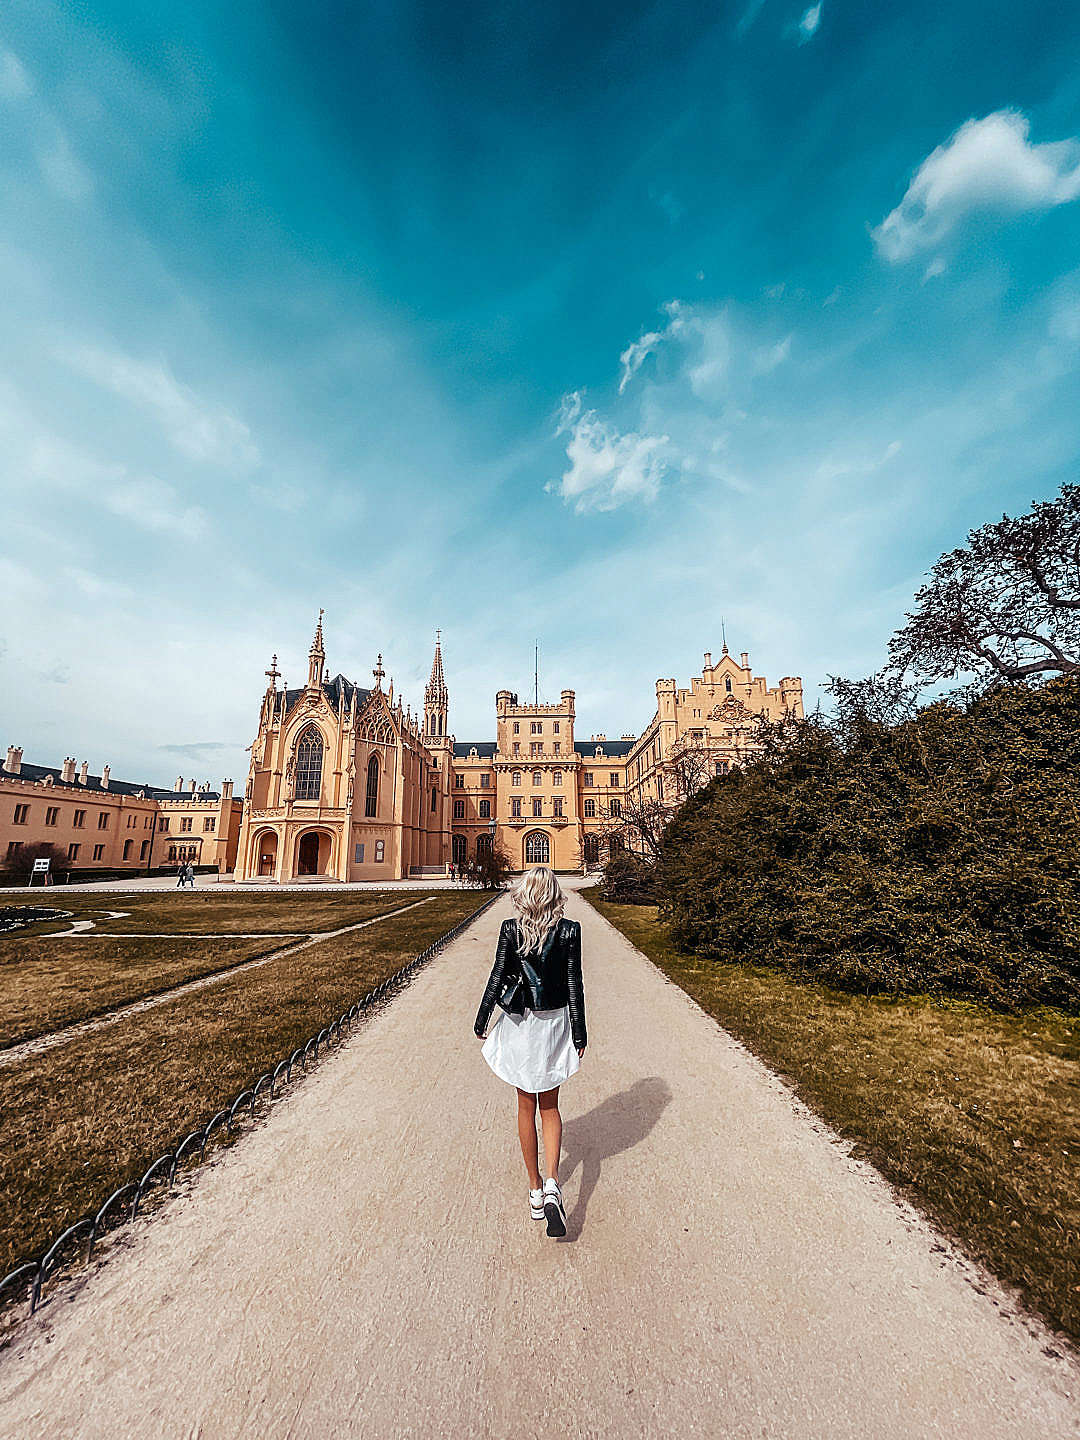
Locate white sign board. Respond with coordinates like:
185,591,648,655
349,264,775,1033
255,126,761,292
30,857,52,886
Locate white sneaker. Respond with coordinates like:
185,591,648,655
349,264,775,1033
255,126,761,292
529,1187,544,1220
542,1177,566,1238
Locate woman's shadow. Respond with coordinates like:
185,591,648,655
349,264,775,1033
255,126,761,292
558,1077,672,1241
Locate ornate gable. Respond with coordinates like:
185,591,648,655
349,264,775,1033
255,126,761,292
357,692,399,746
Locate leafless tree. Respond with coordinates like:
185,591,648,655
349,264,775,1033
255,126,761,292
888,482,1079,689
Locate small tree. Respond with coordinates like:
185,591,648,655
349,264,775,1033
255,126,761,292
0,841,68,886
460,840,514,890
888,481,1080,691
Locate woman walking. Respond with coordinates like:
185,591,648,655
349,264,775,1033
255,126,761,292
474,867,586,1237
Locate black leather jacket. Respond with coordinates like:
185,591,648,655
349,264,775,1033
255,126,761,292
475,917,587,1050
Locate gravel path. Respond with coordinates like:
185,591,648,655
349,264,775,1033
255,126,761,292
0,891,1076,1438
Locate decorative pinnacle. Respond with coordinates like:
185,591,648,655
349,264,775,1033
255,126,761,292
265,654,280,688
425,630,448,710
373,653,386,689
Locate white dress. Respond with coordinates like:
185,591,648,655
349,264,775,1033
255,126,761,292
482,1004,581,1094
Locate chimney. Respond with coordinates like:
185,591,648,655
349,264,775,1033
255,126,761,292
703,652,712,670
221,779,234,799
189,778,197,793
101,764,110,790
62,758,76,783
174,776,184,792
740,652,749,669
3,745,22,775
78,761,88,785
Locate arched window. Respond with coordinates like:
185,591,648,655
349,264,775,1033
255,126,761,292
512,770,522,786
552,771,562,786
295,726,324,800
725,675,733,693
524,831,550,864
532,770,542,786
365,754,379,817
583,834,600,864
476,833,492,856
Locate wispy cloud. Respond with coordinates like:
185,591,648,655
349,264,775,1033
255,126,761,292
60,345,259,468
795,4,823,44
873,110,1080,263
550,392,670,512
105,477,208,539
0,48,33,101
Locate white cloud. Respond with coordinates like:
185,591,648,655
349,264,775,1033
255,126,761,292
796,4,823,44
61,345,259,468
104,476,208,539
753,334,793,373
618,329,666,394
36,128,93,201
873,110,1080,263
0,49,33,101
551,393,670,512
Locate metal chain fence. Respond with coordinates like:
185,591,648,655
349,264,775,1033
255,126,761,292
0,892,501,1319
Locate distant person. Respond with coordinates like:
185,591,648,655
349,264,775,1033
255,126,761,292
474,867,586,1238
176,862,185,889
185,861,196,888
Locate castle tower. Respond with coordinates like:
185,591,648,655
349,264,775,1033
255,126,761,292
423,630,449,738
307,610,326,689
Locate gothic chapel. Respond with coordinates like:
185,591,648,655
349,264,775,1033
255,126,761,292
235,616,452,882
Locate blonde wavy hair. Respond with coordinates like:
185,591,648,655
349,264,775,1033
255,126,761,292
511,866,565,954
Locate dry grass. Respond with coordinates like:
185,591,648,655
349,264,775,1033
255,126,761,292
0,891,483,1274
584,892,1080,1345
5,890,419,936
0,892,427,1047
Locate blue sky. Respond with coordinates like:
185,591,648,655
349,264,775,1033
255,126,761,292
2,1,1080,786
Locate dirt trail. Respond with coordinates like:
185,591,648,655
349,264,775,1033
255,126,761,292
0,892,1076,1438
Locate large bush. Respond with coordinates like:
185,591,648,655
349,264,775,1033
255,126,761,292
660,677,1080,1011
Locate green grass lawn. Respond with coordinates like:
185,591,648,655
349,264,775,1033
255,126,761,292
0,891,484,1274
583,891,1080,1346
0,892,429,1047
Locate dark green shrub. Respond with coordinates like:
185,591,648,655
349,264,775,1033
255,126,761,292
660,677,1080,1011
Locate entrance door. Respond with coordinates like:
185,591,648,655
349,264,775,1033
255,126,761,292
452,834,467,866
524,831,550,865
297,832,321,875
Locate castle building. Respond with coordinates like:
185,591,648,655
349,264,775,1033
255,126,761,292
231,618,803,882
0,747,242,879
1,619,803,886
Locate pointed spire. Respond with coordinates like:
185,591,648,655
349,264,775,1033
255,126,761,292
424,629,449,738
265,654,280,691
308,610,326,688
373,653,385,690
721,615,729,655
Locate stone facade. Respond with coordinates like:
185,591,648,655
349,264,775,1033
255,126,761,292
0,746,242,878
1,622,804,885
233,619,803,881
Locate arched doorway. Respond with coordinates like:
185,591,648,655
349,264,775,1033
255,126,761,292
583,834,600,867
452,834,467,866
524,830,550,866
296,830,332,877
253,830,278,877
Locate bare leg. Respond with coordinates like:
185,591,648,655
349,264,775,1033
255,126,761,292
538,1087,562,1184
516,1088,542,1189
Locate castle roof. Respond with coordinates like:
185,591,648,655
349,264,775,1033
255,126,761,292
2,761,222,801
284,674,372,714
453,741,497,758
